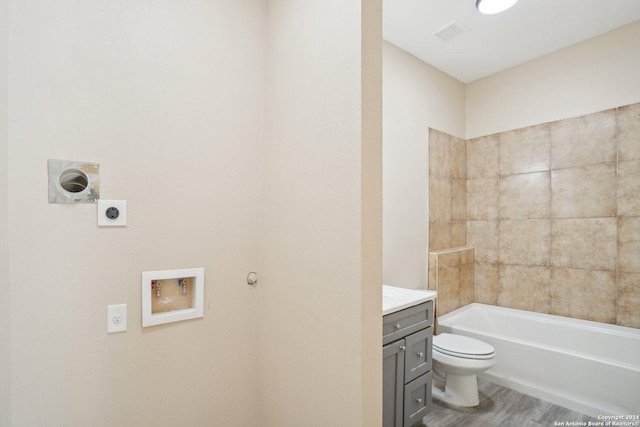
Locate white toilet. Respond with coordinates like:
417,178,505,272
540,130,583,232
431,333,496,407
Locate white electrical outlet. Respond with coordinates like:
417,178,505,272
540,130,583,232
98,200,127,227
107,304,127,333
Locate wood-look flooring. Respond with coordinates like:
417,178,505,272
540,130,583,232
420,378,598,427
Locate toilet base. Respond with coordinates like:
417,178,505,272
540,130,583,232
432,373,480,407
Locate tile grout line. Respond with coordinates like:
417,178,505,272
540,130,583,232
547,122,553,315
465,138,473,304
615,107,620,326
497,133,503,307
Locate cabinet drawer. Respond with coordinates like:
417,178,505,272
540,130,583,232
383,301,433,345
403,372,432,427
404,327,432,383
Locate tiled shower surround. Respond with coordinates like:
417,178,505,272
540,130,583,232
428,102,640,329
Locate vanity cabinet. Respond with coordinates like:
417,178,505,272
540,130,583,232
383,301,433,427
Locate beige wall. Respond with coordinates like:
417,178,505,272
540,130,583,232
5,1,382,426
1,0,10,424
383,42,465,290
361,1,383,425
8,0,265,425
260,1,382,425
466,20,640,139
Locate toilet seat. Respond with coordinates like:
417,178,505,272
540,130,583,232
433,333,495,360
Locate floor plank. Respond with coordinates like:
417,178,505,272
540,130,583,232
420,378,597,427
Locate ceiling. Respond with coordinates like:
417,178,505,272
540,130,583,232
383,0,640,83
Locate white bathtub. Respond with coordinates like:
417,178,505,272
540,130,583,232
437,303,640,417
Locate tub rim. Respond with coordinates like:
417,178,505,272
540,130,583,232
437,303,640,372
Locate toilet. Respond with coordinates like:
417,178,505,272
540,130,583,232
431,333,496,407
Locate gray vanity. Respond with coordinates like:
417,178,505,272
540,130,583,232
383,286,436,427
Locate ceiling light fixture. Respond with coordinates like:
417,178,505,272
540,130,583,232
476,0,519,15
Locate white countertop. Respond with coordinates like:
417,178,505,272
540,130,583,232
383,285,437,316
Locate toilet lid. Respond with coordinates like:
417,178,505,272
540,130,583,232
433,333,495,360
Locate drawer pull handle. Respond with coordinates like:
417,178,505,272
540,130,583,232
417,352,424,358
400,345,406,352
394,323,401,329
416,398,423,404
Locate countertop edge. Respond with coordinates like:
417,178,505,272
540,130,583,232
382,287,437,316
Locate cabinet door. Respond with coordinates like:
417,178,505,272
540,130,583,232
404,327,432,383
403,372,432,427
383,340,405,427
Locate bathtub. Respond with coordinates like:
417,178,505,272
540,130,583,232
437,303,640,417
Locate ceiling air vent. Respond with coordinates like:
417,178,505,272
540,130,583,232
432,20,470,42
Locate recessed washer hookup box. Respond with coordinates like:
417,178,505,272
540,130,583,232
141,267,204,327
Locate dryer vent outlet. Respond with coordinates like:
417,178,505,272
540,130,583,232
48,159,100,204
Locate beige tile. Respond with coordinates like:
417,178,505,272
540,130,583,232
430,222,465,252
551,109,616,169
474,262,499,305
551,218,617,271
618,103,640,162
618,160,640,217
451,179,467,221
429,222,450,252
499,123,550,175
499,220,550,267
551,164,617,218
451,222,467,247
467,178,499,220
460,262,474,306
438,266,460,293
618,273,640,328
467,134,499,179
467,221,499,263
619,217,640,274
429,177,451,222
429,129,451,178
460,247,474,266
500,172,550,219
498,265,550,313
550,268,616,324
437,266,460,315
428,255,438,291
451,136,466,179
438,251,460,270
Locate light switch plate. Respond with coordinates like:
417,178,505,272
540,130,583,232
98,200,127,227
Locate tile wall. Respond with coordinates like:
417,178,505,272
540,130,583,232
429,129,467,250
428,247,474,316
428,103,640,328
